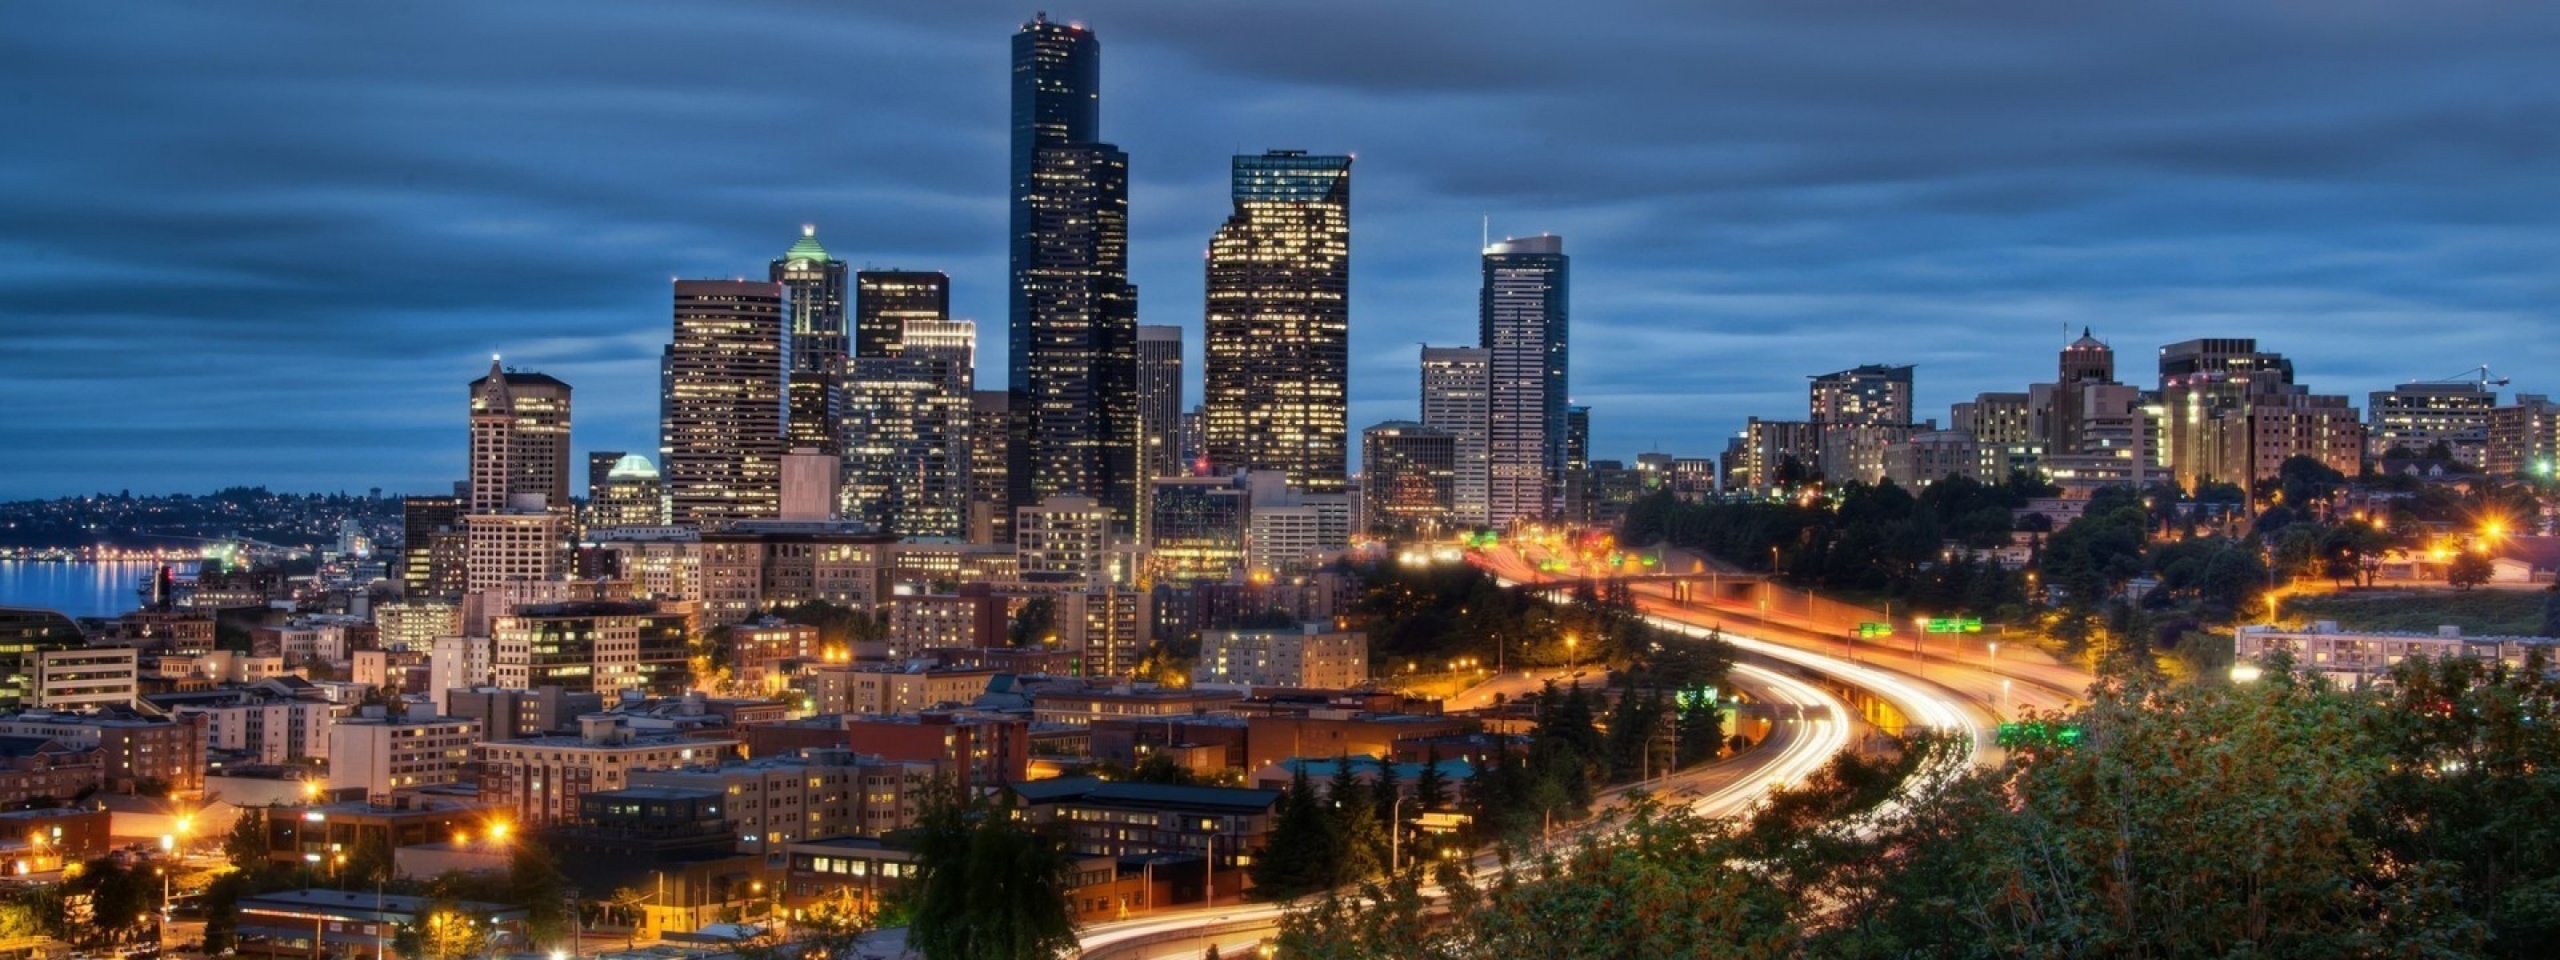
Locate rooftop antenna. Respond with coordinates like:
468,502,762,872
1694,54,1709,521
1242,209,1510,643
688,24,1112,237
1481,215,1490,251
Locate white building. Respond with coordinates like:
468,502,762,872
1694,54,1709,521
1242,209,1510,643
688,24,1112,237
326,714,481,797
1016,495,1112,585
30,647,139,709
428,637,494,715
1193,624,1368,690
2234,622,2554,688
170,682,335,764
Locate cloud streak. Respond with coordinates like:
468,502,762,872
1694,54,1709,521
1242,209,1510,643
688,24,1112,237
1,0,2555,496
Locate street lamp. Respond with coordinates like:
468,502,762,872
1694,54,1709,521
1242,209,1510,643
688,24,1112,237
159,834,176,954
1564,634,1578,676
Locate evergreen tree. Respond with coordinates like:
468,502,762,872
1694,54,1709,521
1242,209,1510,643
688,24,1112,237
1412,745,1449,812
1253,764,1336,899
1675,697,1724,768
1369,753,1403,823
908,782,1078,960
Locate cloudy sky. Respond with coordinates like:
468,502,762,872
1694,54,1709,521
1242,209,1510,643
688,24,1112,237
4,0,2556,499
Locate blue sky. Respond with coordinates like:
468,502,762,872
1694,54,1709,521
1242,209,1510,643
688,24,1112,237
3,0,2556,498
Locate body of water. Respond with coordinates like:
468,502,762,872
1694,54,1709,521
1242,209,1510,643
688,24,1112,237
0,560,162,618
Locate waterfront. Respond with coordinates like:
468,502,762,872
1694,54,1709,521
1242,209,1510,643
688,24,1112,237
0,560,159,618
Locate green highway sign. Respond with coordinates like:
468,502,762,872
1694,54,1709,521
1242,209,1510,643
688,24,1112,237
1856,622,1893,637
1922,617,1985,634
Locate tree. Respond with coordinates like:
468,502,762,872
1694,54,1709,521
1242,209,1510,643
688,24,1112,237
1411,746,1448,813
507,842,574,949
1008,595,1058,648
2543,585,2560,638
1254,764,1337,898
223,807,271,872
908,783,1078,960
2449,550,2495,591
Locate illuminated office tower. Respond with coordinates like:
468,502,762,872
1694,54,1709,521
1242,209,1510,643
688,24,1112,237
856,270,949,361
1136,325,1185,484
1480,235,1566,527
1009,14,1140,527
774,226,848,454
841,319,973,538
1420,346,1491,527
1202,150,1353,494
467,358,571,516
662,280,788,529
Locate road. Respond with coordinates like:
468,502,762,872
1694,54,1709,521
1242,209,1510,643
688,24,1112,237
1074,543,2038,957
1071,661,1851,959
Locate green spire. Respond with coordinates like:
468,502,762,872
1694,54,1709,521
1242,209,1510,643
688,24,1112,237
781,223,834,265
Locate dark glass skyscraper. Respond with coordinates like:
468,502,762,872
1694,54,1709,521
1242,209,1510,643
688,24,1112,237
1480,234,1567,526
855,269,948,361
773,226,847,454
1008,14,1138,527
1202,150,1353,494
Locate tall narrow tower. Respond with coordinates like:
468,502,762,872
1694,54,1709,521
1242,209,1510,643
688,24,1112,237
1202,150,1353,493
1009,14,1139,526
1480,235,1566,527
773,226,848,455
467,357,571,516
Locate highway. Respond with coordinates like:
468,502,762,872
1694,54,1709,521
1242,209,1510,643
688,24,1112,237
1074,545,2036,957
1071,661,1851,959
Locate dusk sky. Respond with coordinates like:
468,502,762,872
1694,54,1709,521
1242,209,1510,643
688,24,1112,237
5,1,2556,499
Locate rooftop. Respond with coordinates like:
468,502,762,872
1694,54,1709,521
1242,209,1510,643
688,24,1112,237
1010,776,1280,813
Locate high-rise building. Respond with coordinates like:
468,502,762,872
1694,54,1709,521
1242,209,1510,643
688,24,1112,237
2487,395,2560,477
400,496,466,599
1009,15,1139,527
1420,346,1492,526
900,317,977,390
1203,151,1353,495
775,226,850,454
1360,421,1457,538
856,270,950,362
968,390,1013,544
2023,329,2118,459
1136,325,1184,484
1017,495,1112,586
1479,235,1568,527
842,356,972,538
1145,477,1251,586
587,453,666,529
663,280,789,529
2368,380,2497,465
467,359,572,516
2158,339,2361,488
1809,364,1918,484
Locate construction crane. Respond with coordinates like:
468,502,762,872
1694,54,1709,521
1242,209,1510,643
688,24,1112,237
2421,365,2510,388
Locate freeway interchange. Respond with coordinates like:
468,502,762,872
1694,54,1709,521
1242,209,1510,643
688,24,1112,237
1071,543,2093,958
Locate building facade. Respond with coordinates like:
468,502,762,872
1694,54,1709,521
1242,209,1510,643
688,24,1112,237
664,279,789,529
1202,150,1354,495
1480,236,1568,527
1419,346,1492,527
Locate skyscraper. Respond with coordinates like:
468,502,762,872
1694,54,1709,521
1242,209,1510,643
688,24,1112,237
842,356,971,538
774,226,848,454
1203,150,1353,494
1136,325,1185,484
1009,14,1139,527
2157,339,2361,487
1361,421,1457,538
1480,235,1566,527
843,317,972,538
855,270,949,361
662,280,788,529
1420,346,1492,527
968,390,1013,544
467,358,572,516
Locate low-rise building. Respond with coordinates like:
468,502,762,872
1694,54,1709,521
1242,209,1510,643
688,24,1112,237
326,714,480,796
1030,685,1244,728
2235,622,2555,688
629,748,934,855
237,889,528,960
30,646,140,709
0,709,208,794
1008,777,1278,893
1193,624,1367,690
473,715,739,826
800,665,999,717
158,680,336,764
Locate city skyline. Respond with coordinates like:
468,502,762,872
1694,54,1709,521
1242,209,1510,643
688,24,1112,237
6,2,2559,498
